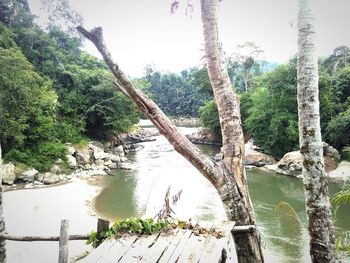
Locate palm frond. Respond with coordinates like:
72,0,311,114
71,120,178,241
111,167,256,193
333,190,350,206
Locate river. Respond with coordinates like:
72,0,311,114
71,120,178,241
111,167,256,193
4,122,350,262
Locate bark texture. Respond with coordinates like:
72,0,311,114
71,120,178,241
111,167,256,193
297,0,336,262
0,146,6,263
200,1,263,262
78,7,264,259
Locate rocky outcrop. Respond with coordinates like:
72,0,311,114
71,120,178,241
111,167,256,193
245,149,276,167
172,118,200,127
2,141,135,187
120,129,158,145
276,149,338,177
186,128,221,145
2,163,16,185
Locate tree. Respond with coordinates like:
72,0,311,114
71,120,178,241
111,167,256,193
228,42,263,92
297,0,336,261
78,0,264,260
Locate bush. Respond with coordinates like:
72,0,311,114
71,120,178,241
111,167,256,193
199,100,221,136
326,108,350,149
4,141,67,172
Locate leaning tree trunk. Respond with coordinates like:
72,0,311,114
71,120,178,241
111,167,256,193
78,4,263,259
0,145,6,263
200,0,263,261
297,0,336,262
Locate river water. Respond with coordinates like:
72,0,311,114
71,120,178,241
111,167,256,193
3,122,350,262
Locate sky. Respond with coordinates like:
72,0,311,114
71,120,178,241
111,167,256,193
28,0,350,77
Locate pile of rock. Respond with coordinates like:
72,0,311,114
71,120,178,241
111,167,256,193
186,128,221,146
1,142,135,188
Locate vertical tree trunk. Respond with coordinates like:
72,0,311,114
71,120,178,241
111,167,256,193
297,0,336,261
200,0,263,262
0,145,6,263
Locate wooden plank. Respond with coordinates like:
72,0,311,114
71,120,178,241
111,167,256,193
137,229,182,262
58,219,69,263
172,222,214,263
81,235,138,263
118,234,162,262
156,229,193,263
197,221,235,263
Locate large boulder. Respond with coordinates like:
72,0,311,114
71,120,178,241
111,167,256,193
276,151,302,177
323,142,341,161
328,161,350,182
66,155,77,169
74,148,91,165
2,162,16,185
245,149,276,167
89,144,110,160
67,146,76,155
18,168,39,182
276,150,337,177
42,172,64,184
50,165,61,174
186,128,221,145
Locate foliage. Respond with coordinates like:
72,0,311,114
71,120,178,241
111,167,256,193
326,108,350,149
332,186,350,257
86,218,171,248
143,67,209,117
199,100,221,136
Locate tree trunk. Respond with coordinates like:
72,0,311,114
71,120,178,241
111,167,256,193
297,0,336,262
77,8,263,259
200,0,263,262
0,145,6,263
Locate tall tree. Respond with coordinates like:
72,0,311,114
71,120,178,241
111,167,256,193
297,0,336,261
78,0,264,261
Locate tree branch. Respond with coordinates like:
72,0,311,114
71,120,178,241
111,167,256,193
77,26,222,186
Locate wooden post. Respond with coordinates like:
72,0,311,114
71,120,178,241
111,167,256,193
58,219,69,263
96,218,109,240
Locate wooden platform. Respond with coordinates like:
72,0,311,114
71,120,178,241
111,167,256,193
80,221,237,263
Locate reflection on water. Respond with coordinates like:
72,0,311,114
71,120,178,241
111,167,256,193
93,126,350,262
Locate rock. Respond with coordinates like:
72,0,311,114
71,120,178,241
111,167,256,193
36,173,44,182
114,145,125,156
186,128,221,145
89,144,110,160
276,151,302,177
328,161,350,182
33,180,44,186
106,154,120,163
107,162,118,169
50,165,61,174
2,162,16,185
119,128,158,145
323,142,341,161
18,168,39,182
24,183,34,189
126,144,144,152
104,160,113,166
245,149,276,167
75,148,91,165
276,150,337,177
95,159,105,166
120,157,128,162
245,139,263,152
42,172,63,184
119,162,135,170
55,158,64,164
172,118,200,127
84,164,92,170
67,155,77,169
67,146,76,155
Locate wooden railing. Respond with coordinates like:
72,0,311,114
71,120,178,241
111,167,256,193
0,218,109,263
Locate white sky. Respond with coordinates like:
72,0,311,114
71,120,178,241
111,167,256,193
28,0,350,77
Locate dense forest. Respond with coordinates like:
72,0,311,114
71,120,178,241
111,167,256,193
0,0,140,171
1,0,349,172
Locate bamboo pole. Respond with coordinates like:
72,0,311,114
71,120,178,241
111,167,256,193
0,234,88,242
